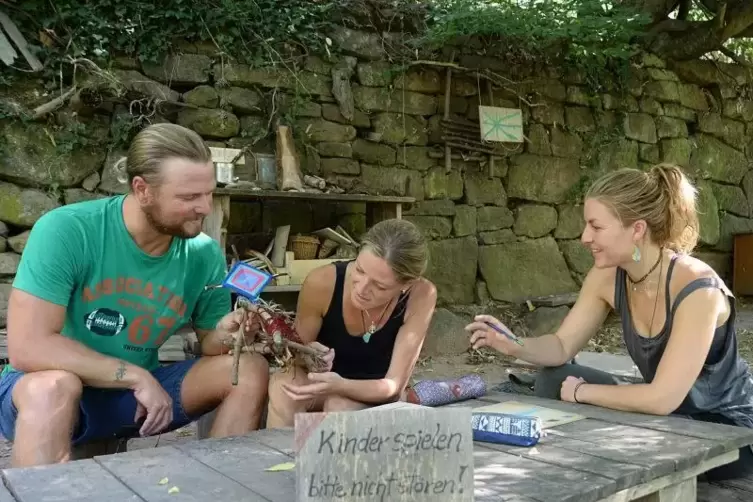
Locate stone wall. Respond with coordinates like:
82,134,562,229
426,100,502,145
2,26,753,329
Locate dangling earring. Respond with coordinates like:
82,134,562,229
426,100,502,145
632,245,641,263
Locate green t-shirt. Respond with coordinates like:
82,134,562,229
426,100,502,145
6,195,230,372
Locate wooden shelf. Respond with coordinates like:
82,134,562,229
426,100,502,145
264,285,302,293
214,187,415,204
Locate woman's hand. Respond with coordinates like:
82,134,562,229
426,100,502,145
306,341,335,372
282,371,343,401
465,314,522,356
560,375,585,403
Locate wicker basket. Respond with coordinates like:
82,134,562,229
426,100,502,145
290,235,320,260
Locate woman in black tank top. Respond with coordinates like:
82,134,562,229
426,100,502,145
266,219,437,429
466,163,753,481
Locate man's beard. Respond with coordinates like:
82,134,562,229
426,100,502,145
143,204,203,239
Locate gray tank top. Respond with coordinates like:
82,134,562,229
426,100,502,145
615,255,753,427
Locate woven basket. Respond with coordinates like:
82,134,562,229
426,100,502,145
290,235,320,260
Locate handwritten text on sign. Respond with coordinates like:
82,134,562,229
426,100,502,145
295,404,474,502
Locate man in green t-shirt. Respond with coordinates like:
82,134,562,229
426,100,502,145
0,123,270,467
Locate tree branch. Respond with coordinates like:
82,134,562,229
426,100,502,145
720,46,752,68
721,1,753,40
644,0,753,60
620,0,681,23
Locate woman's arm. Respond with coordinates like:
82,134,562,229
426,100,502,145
333,279,437,404
468,266,612,366
573,282,726,415
292,265,333,344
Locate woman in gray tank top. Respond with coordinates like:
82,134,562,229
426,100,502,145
466,163,753,481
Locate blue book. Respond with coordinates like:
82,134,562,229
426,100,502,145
471,412,542,447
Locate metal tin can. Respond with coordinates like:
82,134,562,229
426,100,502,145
215,162,235,184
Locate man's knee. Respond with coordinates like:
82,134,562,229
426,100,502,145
13,370,82,413
235,353,270,393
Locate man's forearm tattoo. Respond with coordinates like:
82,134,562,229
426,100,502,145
115,361,127,381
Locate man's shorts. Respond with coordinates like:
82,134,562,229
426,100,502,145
0,359,201,445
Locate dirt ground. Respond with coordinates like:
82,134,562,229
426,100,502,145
1,302,752,468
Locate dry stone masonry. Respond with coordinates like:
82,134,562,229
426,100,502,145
1,25,753,332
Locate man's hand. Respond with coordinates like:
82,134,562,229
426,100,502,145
130,370,173,436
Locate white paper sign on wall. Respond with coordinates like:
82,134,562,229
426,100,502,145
478,106,524,143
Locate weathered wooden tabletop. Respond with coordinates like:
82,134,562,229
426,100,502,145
2,391,753,502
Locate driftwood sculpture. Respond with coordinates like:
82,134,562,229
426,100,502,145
227,296,328,385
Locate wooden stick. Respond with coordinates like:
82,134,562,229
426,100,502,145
444,141,501,156
443,50,455,174
231,309,247,386
31,86,77,119
442,135,505,150
487,79,496,179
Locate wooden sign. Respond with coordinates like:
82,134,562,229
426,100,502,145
294,404,474,501
478,106,524,143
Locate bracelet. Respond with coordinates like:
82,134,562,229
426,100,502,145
573,381,586,403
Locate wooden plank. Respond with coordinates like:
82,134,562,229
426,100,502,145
699,480,752,502
176,435,295,502
709,472,753,494
94,445,264,501
473,444,616,502
447,398,733,494
0,473,18,502
633,476,695,501
251,427,296,457
481,392,753,452
599,450,737,502
444,400,650,493
2,458,141,501
264,285,302,293
215,188,415,204
0,28,17,66
202,195,230,251
485,438,647,494
367,202,401,226
0,12,43,71
549,418,724,474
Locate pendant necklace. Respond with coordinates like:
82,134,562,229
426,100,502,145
629,248,663,292
361,298,393,343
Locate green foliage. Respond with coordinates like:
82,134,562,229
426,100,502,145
14,0,338,65
420,0,652,90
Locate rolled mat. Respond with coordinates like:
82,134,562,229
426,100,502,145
405,374,487,407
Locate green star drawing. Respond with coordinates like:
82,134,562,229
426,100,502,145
479,106,523,143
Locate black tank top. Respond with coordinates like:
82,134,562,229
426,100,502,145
317,260,410,380
615,255,753,426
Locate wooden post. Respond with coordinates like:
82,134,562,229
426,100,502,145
366,202,402,227
203,195,231,252
196,194,231,440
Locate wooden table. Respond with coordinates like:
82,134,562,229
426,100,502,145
2,391,752,501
